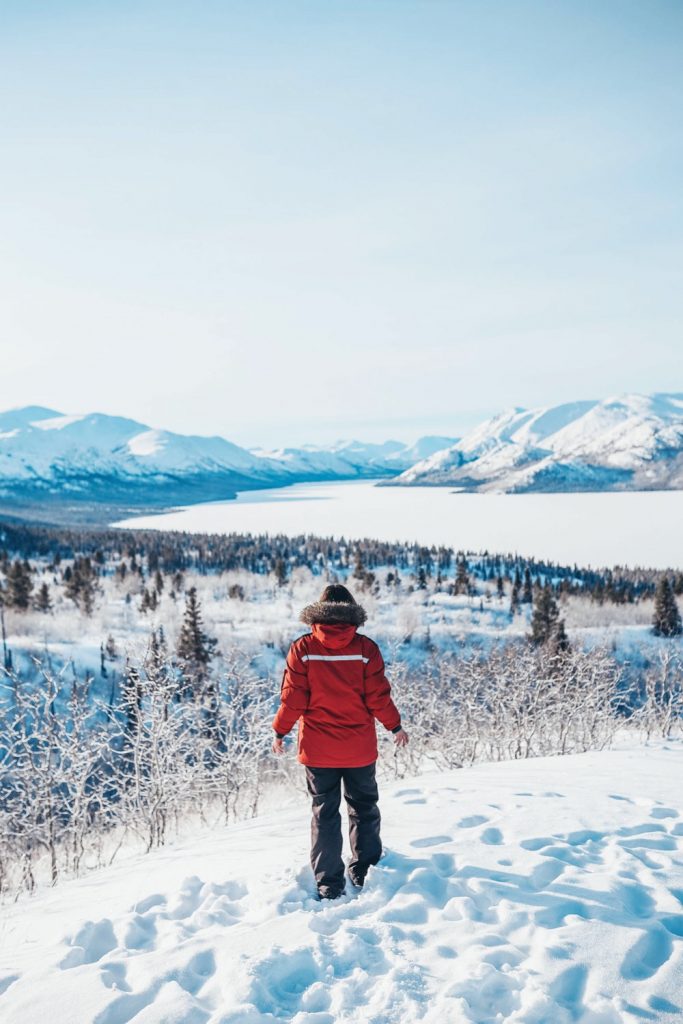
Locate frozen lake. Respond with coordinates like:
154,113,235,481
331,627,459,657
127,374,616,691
114,480,683,570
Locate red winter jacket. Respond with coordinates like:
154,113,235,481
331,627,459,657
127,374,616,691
272,617,401,768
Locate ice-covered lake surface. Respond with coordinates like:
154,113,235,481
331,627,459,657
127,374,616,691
114,480,683,570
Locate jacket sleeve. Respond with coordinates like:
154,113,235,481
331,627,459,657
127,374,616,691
272,640,310,737
363,640,402,732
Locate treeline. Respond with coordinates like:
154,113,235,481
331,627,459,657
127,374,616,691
1,517,681,606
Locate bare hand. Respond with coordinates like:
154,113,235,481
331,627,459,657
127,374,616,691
272,736,284,755
393,728,409,748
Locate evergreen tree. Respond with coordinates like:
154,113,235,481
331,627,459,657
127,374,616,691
521,567,533,604
176,589,219,724
496,575,504,599
529,583,567,648
652,576,682,637
35,581,52,613
553,618,570,654
274,558,288,587
6,560,33,610
65,557,97,615
509,580,520,617
454,555,469,595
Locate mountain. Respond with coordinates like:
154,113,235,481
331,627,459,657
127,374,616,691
3,743,682,1023
0,407,286,511
388,393,683,493
251,435,458,478
0,407,457,517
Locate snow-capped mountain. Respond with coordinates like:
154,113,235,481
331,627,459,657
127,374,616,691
0,406,286,509
390,393,683,493
0,407,457,513
251,435,457,478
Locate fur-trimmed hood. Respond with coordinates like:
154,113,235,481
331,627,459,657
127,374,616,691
300,600,367,627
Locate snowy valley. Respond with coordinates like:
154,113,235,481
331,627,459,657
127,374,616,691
2,392,683,525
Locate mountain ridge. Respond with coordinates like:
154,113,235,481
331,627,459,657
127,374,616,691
388,392,683,493
0,406,457,517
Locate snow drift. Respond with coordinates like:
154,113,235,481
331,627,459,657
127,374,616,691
2,742,683,1023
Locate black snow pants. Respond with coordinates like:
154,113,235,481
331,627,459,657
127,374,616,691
305,761,382,898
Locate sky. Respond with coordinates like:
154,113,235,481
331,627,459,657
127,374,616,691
1,0,682,448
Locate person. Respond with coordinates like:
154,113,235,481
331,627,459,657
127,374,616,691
272,583,409,900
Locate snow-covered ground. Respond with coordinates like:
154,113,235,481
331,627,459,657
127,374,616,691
2,742,683,1023
114,480,683,570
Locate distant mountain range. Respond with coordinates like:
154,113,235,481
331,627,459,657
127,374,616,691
2,394,682,522
388,393,683,493
0,406,455,518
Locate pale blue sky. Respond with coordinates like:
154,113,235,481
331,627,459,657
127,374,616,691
1,1,682,446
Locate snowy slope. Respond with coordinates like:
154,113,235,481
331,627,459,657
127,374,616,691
0,407,457,510
392,394,683,493
0,406,282,498
251,436,458,478
2,742,683,1023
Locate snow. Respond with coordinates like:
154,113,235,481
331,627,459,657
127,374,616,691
2,743,683,1023
32,413,87,431
0,406,454,493
127,431,167,457
396,392,683,492
114,479,683,569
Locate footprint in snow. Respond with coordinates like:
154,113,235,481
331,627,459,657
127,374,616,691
410,835,452,848
134,892,166,914
457,814,489,828
618,823,667,838
59,918,118,969
480,827,504,845
0,974,20,997
549,963,588,1015
621,927,673,981
651,806,679,820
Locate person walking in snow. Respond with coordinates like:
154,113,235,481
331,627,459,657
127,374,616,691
272,584,409,900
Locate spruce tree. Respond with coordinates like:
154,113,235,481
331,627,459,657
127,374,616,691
521,567,533,604
652,576,682,637
7,560,33,610
65,557,96,615
529,583,567,648
35,581,52,613
454,556,469,595
553,618,570,655
176,585,219,729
